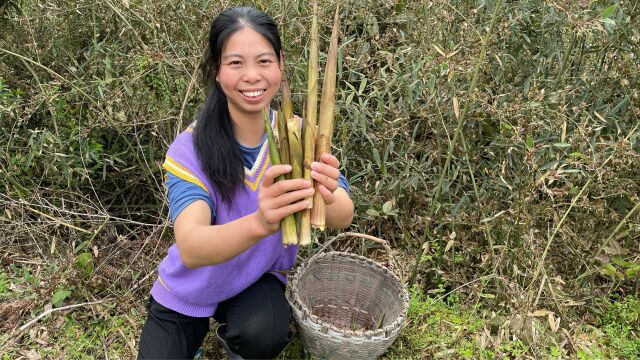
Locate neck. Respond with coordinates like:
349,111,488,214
229,106,267,147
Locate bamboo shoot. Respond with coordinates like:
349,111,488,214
311,5,340,231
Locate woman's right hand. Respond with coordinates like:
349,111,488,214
255,164,315,234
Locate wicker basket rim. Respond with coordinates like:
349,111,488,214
288,251,409,339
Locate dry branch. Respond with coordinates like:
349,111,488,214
19,300,104,332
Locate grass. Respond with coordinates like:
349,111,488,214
1,261,638,358
597,296,640,359
1,0,639,358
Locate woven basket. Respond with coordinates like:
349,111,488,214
287,232,409,360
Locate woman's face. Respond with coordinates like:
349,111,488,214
216,27,281,118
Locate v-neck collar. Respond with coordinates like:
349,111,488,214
243,109,275,191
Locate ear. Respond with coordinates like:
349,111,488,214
210,67,218,83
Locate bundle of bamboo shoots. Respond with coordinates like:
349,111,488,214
265,1,340,246
263,109,297,246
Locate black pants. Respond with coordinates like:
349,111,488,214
137,273,292,359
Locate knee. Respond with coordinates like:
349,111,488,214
225,313,291,359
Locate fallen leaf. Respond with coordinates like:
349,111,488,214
528,309,554,317
444,239,455,252
20,350,42,360
453,97,460,119
548,313,560,332
565,301,586,307
421,241,430,253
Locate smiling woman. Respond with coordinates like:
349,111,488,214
195,7,286,205
216,27,282,146
136,6,354,360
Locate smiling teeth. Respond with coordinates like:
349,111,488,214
242,90,264,98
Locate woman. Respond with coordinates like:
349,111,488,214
137,7,354,359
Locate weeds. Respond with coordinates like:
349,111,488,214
598,296,640,359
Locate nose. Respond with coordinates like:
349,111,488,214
242,64,261,83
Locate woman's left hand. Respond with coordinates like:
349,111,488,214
311,153,341,205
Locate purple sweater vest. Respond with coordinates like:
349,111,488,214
151,111,298,317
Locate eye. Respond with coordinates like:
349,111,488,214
228,60,241,65
259,58,274,64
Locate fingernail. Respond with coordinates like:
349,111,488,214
285,165,292,171
311,162,318,170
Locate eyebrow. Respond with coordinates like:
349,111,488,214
221,52,277,60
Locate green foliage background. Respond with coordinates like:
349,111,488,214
1,0,638,358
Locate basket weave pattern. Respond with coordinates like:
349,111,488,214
288,251,409,359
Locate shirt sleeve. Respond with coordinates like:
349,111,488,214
166,172,216,223
337,173,351,196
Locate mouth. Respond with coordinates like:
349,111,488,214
240,89,265,99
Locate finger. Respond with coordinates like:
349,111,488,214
311,161,340,181
311,170,339,192
318,184,336,205
272,199,310,221
319,153,340,168
271,187,315,209
271,178,313,197
262,165,292,187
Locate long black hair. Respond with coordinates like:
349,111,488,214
195,7,282,205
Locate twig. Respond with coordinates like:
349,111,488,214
527,123,639,298
129,269,156,292
432,275,496,303
0,47,66,81
576,200,640,285
591,200,640,264
526,178,591,297
0,194,162,227
461,132,498,279
408,0,503,287
0,47,99,108
121,216,170,295
19,300,104,331
176,47,206,135
104,0,147,49
118,327,137,355
26,206,93,234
